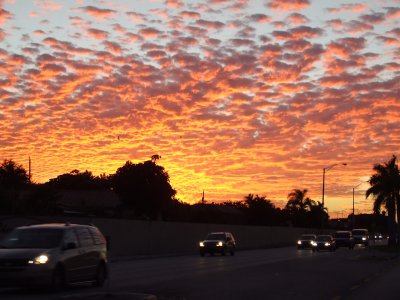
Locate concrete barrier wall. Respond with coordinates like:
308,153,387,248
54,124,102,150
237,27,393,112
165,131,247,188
0,216,312,258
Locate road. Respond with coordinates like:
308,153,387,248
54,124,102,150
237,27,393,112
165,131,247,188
1,241,398,300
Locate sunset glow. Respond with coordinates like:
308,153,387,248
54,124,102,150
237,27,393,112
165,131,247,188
1,0,399,216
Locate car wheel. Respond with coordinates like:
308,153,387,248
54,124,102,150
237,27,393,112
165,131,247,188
200,251,205,257
230,250,235,256
93,263,106,287
51,265,66,291
221,249,226,256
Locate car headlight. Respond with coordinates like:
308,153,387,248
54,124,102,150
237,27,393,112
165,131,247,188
362,237,366,241
29,254,49,264
217,241,223,247
311,241,317,246
199,242,204,247
297,241,302,245
324,242,330,246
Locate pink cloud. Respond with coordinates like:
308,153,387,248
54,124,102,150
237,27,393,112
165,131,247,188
268,0,310,11
248,14,271,23
327,37,366,59
103,41,123,54
139,27,162,38
80,6,116,19
287,13,309,24
34,0,63,11
196,19,225,30
360,12,385,25
87,28,109,40
289,26,324,39
180,11,201,19
327,3,368,14
126,11,146,22
165,0,184,9
0,8,12,25
385,7,400,19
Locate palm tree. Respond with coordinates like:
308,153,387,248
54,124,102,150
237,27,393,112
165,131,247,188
366,155,400,246
285,189,313,213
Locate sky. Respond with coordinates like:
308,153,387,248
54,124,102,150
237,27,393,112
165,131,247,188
0,0,399,217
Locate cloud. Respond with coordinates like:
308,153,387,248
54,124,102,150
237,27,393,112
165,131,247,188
79,6,116,19
126,11,146,22
327,37,366,59
0,8,12,25
139,27,162,38
327,3,367,14
287,13,309,24
87,28,109,40
267,0,310,11
165,0,184,9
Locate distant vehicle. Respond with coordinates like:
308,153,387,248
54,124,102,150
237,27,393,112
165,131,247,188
352,228,369,246
333,231,354,249
372,232,383,240
199,232,236,256
0,223,108,290
312,235,336,252
297,234,317,250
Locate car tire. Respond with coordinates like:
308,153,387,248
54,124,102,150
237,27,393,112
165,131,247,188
93,263,106,287
51,265,66,292
230,250,235,256
200,251,205,257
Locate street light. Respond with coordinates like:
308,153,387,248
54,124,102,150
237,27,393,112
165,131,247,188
321,163,347,229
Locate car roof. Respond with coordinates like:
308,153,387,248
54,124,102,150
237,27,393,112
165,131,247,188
335,231,351,233
17,223,92,230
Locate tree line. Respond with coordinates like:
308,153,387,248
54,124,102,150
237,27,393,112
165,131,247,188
0,155,399,235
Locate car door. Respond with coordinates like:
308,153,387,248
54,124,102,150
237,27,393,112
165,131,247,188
74,227,97,281
61,228,87,283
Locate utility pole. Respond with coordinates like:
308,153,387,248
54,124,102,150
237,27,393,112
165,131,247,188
28,156,31,184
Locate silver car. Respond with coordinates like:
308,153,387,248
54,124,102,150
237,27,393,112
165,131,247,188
0,223,108,290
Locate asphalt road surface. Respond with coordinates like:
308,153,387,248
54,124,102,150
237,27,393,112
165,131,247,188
1,240,398,300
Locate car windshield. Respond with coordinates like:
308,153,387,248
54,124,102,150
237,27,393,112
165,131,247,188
352,230,367,235
316,235,331,241
0,228,64,249
335,232,350,238
205,233,226,240
300,235,315,240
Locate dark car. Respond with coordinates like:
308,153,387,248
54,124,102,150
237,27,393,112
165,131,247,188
297,234,317,250
352,228,369,246
333,231,354,249
199,232,236,256
312,235,336,252
0,223,108,290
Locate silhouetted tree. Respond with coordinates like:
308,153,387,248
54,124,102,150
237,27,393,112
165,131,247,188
48,169,110,190
284,189,326,228
244,194,278,225
366,155,400,246
0,159,29,189
112,159,176,220
0,159,29,214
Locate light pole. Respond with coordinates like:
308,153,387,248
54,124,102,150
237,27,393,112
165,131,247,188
321,163,347,229
352,181,364,229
